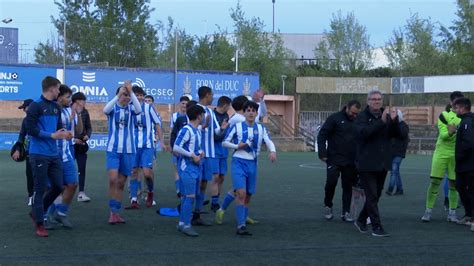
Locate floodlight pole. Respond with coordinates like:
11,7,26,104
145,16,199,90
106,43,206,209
272,0,275,33
63,21,66,83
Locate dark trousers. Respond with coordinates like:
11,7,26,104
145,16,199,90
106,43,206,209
456,171,474,218
26,155,33,197
357,171,387,229
75,152,88,192
30,155,63,225
324,164,358,214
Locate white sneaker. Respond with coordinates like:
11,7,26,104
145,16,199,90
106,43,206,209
447,209,459,223
27,196,32,206
421,208,432,222
341,212,354,222
152,200,157,206
77,192,91,202
324,207,333,220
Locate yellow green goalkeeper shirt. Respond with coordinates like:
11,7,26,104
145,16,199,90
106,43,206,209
435,110,461,155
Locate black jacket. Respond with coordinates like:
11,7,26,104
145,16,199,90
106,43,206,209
391,121,409,158
213,108,229,142
76,108,92,140
170,116,189,149
354,106,401,172
455,112,474,173
317,109,357,166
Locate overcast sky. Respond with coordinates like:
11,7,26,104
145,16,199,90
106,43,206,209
0,0,459,62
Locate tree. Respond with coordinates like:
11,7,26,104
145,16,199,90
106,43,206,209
384,13,450,76
440,0,474,74
230,2,292,94
34,35,63,64
155,17,195,70
34,0,159,67
315,11,373,75
190,33,235,71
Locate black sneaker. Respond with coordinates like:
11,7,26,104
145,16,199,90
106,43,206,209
191,213,212,226
236,226,252,236
203,200,210,206
372,226,390,237
354,220,368,233
385,189,393,196
211,203,220,212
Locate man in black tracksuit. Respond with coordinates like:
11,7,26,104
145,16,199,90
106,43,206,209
317,100,361,222
353,89,401,237
453,97,474,231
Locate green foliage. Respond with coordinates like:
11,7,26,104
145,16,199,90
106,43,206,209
315,11,373,75
35,0,159,67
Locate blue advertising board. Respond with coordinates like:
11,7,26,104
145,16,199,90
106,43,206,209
0,64,259,104
0,65,57,100
0,132,162,152
177,71,259,105
67,68,175,103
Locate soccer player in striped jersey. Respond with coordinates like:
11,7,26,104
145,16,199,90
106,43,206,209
215,95,257,224
127,86,165,209
223,100,277,236
51,85,84,228
173,104,206,237
103,81,141,224
210,96,232,212
170,96,189,196
193,86,228,226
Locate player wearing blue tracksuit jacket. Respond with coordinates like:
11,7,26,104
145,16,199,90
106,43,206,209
26,76,73,237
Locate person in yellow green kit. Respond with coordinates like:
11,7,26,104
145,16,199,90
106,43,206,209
422,91,464,223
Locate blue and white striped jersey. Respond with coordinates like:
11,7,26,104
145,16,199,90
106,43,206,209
170,112,186,129
58,107,76,162
103,94,141,154
223,122,276,160
134,103,162,149
198,104,221,158
173,124,202,171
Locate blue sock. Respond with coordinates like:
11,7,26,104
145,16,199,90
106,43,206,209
47,203,57,215
244,206,248,220
109,199,120,213
195,192,204,212
175,180,180,194
211,195,220,205
130,180,139,199
179,196,186,223
56,203,69,216
221,193,235,211
145,178,154,193
182,197,194,226
443,177,449,198
235,205,246,228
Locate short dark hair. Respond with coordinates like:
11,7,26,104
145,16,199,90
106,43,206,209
72,92,86,103
346,100,361,109
58,84,72,98
180,96,190,102
450,91,464,101
232,95,249,111
243,100,259,112
145,95,154,102
132,85,145,95
198,86,212,100
453,97,471,111
41,76,61,92
186,100,198,109
187,104,205,120
217,96,232,107
115,86,122,95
